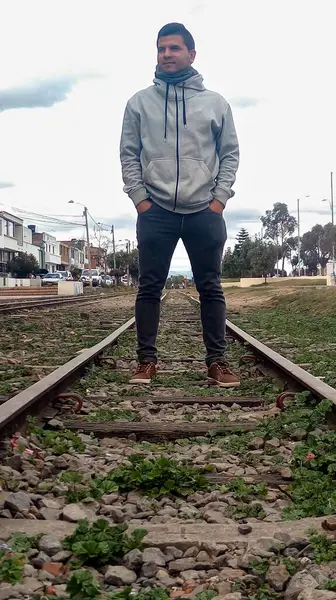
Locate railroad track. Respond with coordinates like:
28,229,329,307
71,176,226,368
0,291,336,599
0,291,136,315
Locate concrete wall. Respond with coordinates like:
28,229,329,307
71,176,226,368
58,281,83,296
0,278,30,288
221,276,328,289
0,277,42,288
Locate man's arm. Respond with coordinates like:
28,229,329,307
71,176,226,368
212,103,239,210
120,101,150,208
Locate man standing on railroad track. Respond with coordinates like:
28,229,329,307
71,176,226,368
120,22,240,387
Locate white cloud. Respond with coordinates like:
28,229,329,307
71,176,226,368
0,0,335,272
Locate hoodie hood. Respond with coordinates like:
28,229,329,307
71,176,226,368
153,73,206,99
153,73,206,140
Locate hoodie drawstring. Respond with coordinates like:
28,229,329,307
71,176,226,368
164,83,169,141
164,83,187,140
182,83,187,128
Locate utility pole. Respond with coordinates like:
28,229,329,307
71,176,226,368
126,239,130,286
111,225,116,269
297,198,301,277
331,172,334,275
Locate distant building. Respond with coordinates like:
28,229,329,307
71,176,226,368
0,210,42,275
58,239,86,271
31,230,61,273
59,239,105,270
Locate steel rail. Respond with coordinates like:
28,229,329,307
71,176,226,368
0,293,136,314
186,293,336,404
0,316,135,435
0,294,166,435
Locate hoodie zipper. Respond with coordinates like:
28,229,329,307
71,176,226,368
173,85,179,211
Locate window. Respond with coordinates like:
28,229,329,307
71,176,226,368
52,245,55,254
0,219,2,235
5,221,14,237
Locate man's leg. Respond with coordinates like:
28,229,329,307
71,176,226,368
182,208,239,386
135,203,180,374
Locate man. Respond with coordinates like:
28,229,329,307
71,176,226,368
120,22,240,387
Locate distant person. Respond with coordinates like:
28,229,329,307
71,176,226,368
120,22,239,387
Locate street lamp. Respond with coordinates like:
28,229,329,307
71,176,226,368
68,201,91,269
322,171,335,277
297,195,310,277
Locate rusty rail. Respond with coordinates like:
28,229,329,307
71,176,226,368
186,293,336,405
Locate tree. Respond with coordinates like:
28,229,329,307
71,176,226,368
261,203,297,274
7,253,39,278
221,247,240,278
247,240,277,283
107,249,139,282
301,223,336,274
70,267,81,280
236,228,250,248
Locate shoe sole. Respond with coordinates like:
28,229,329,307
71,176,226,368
130,378,152,384
208,378,241,388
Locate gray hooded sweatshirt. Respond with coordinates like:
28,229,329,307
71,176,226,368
120,73,239,214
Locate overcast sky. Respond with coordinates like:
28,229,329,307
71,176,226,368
0,0,335,272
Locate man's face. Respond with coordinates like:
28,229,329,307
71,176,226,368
157,34,196,73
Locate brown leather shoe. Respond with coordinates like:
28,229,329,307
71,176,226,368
208,362,240,388
130,362,156,384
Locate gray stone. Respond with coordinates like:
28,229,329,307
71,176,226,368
169,558,197,573
13,577,43,595
180,569,200,581
221,594,243,600
203,510,229,524
142,547,167,566
31,551,52,568
291,428,306,441
280,467,293,480
267,563,290,591
197,550,211,562
4,491,31,513
104,565,137,585
248,437,264,450
39,507,62,520
265,438,280,449
165,546,183,559
179,506,199,519
38,534,63,556
39,569,56,581
62,503,87,522
184,546,199,558
215,554,229,568
238,524,252,535
53,584,68,598
0,583,12,600
52,550,73,563
53,456,68,469
101,493,119,505
37,497,62,510
156,569,177,587
308,567,329,586
124,549,143,570
215,582,232,595
219,568,246,581
284,571,318,599
250,537,284,557
140,562,157,578
297,591,336,600
23,564,38,577
109,507,125,523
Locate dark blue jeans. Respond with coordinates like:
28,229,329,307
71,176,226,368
136,202,227,366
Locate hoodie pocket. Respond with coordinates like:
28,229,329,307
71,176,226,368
143,158,214,205
178,158,214,204
143,159,177,202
